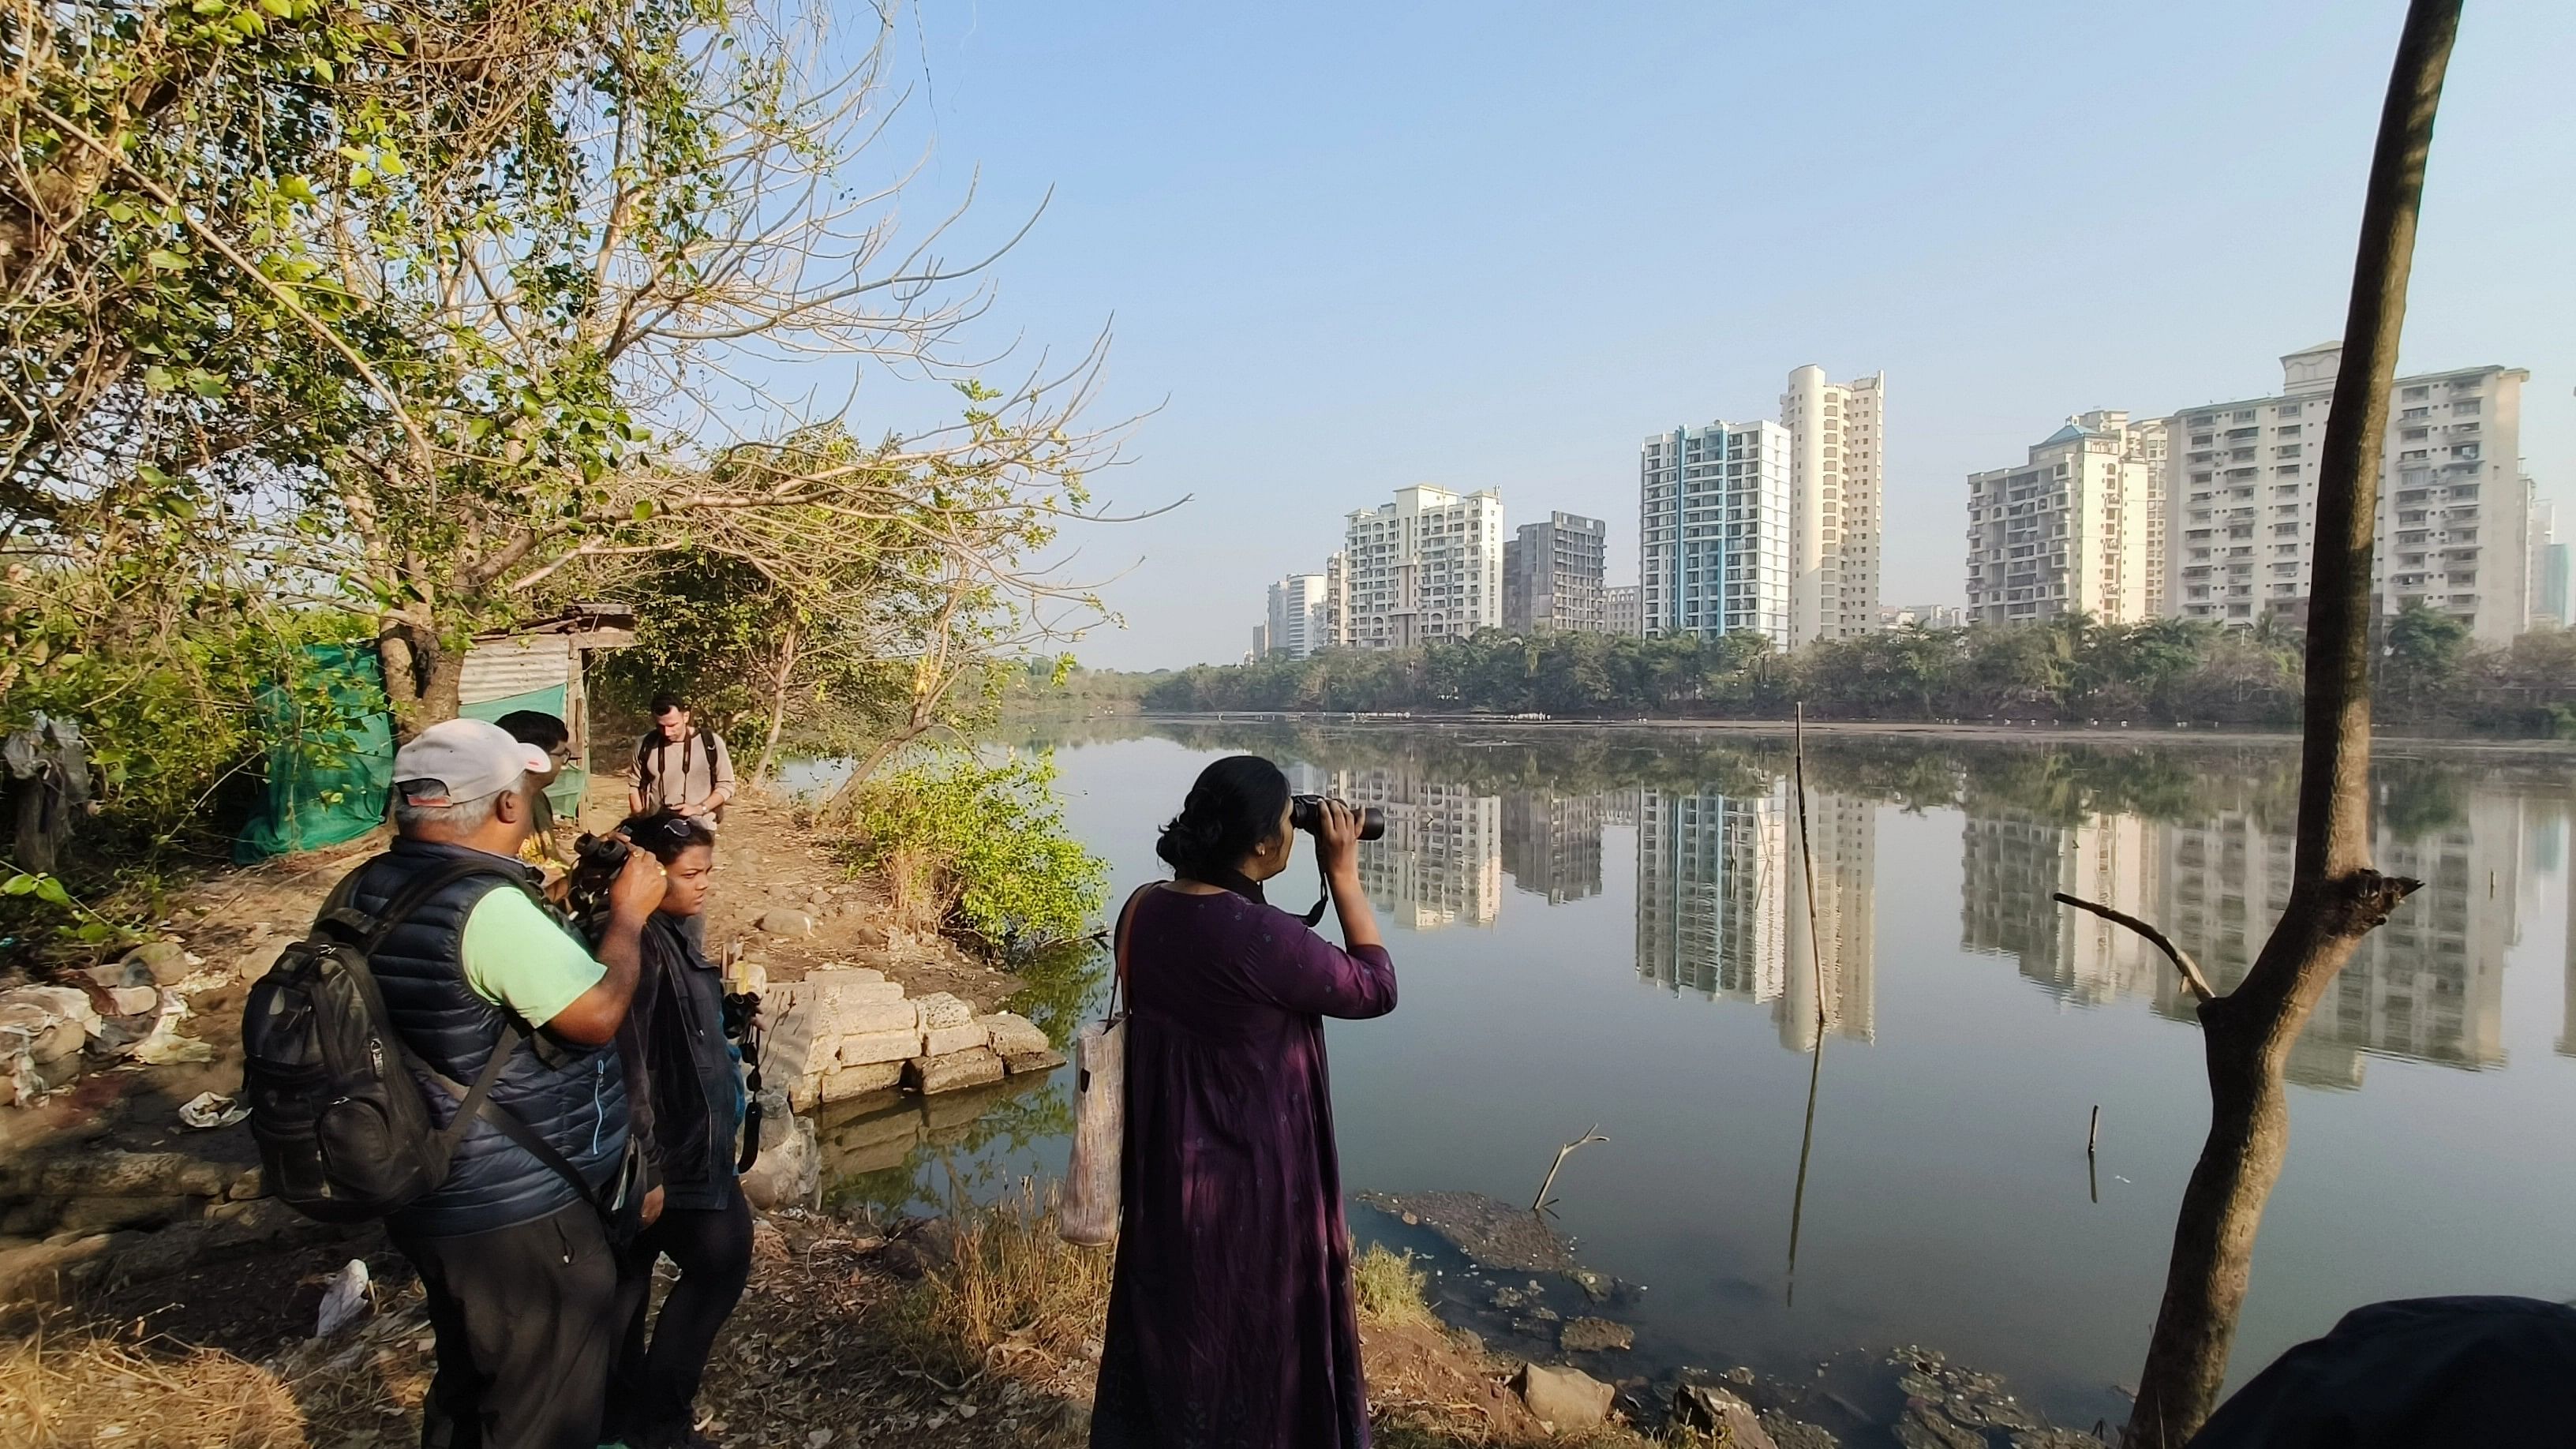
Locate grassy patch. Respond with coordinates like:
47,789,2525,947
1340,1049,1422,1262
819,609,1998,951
891,1182,1113,1380
1353,1243,1440,1331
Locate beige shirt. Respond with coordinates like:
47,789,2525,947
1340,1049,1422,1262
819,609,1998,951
628,728,735,813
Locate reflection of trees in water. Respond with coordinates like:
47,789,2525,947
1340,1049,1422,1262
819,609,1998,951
1001,938,1110,1047
1114,717,2341,826
818,1073,1076,1219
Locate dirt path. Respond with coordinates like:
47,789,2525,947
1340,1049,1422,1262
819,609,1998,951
0,778,1028,1326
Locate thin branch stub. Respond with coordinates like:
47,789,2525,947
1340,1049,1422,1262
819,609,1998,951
2052,892,2216,1003
1533,1125,1609,1215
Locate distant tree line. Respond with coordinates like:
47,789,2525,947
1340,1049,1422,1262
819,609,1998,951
1133,606,2576,736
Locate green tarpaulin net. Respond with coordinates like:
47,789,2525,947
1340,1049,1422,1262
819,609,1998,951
234,643,395,863
235,661,590,862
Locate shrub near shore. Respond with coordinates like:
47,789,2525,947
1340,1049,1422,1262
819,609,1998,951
829,751,1108,953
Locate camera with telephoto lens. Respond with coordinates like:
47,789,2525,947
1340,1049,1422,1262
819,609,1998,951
1290,794,1385,842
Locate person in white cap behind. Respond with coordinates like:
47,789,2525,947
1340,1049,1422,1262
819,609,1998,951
333,716,667,1449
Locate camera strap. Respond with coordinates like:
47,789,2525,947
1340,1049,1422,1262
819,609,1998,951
1296,859,1331,928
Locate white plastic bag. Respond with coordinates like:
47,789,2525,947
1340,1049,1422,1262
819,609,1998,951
1060,885,1151,1247
1058,1013,1125,1246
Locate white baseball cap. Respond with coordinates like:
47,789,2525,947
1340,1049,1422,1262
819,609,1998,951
392,718,550,807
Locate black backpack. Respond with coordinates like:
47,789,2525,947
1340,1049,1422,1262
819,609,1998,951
241,857,529,1223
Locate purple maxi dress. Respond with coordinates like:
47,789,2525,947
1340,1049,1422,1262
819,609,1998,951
1090,885,1399,1449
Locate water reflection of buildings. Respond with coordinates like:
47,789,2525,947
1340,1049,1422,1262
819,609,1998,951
1960,793,2520,1087
1500,792,1606,904
1959,811,2166,1005
2155,798,2517,1086
1309,767,1502,930
1636,785,1875,1047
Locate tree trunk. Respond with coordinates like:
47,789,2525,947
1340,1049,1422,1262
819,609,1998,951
376,608,464,739
2122,2,2455,1442
752,622,800,784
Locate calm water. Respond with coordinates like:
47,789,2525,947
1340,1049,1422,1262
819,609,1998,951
817,719,2576,1427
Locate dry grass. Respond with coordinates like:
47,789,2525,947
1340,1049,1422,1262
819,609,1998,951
877,843,956,940
1353,1243,1440,1331
0,1295,430,1449
893,1181,1114,1380
0,1330,306,1447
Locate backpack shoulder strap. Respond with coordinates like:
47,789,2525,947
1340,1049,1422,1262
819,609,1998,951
315,856,507,948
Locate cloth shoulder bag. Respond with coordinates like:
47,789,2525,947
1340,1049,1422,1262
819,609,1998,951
1060,882,1155,1247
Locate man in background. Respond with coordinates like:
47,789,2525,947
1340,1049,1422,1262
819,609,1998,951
627,694,734,825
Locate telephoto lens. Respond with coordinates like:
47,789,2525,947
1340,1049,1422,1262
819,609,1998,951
1290,794,1387,842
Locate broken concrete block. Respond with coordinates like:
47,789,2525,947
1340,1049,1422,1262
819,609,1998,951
912,992,974,1029
921,1022,989,1058
979,1013,1051,1058
904,1046,1004,1095
837,1030,922,1068
816,1061,903,1103
837,1000,920,1037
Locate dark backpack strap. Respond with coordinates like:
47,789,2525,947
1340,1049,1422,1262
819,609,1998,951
315,856,506,947
430,1026,522,1156
470,1083,620,1211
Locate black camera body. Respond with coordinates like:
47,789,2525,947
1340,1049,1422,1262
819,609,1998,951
1290,794,1386,842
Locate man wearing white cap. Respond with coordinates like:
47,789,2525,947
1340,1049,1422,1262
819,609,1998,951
341,717,665,1449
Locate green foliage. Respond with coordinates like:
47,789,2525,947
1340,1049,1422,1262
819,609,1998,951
841,751,1107,952
1134,609,2576,736
2,562,376,860
1140,619,2312,727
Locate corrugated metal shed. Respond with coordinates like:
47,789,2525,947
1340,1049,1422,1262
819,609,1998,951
459,634,575,705
459,603,638,762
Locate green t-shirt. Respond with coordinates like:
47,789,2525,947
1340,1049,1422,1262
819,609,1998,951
459,885,605,1028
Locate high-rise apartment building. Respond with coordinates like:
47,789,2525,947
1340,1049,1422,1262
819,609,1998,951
1342,485,1505,650
1642,366,1884,650
1247,624,1268,663
1264,573,1332,661
2529,502,2567,630
2168,343,2530,644
1322,551,1351,649
1639,420,1792,647
1783,366,1886,642
1502,512,1609,634
1604,586,1643,638
1964,410,2167,626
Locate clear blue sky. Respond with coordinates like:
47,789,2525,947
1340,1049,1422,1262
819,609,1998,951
854,0,2576,670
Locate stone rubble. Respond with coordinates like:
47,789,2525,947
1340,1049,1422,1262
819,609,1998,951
765,967,1064,1111
1514,1361,1613,1430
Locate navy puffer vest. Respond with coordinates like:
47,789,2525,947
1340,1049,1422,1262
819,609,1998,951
350,838,630,1238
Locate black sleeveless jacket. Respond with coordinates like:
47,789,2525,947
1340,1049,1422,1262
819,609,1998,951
348,837,631,1238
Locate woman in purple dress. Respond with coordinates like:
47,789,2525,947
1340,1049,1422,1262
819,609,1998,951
1091,755,1398,1449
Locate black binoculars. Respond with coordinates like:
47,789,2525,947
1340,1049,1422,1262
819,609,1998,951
1290,794,1386,842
